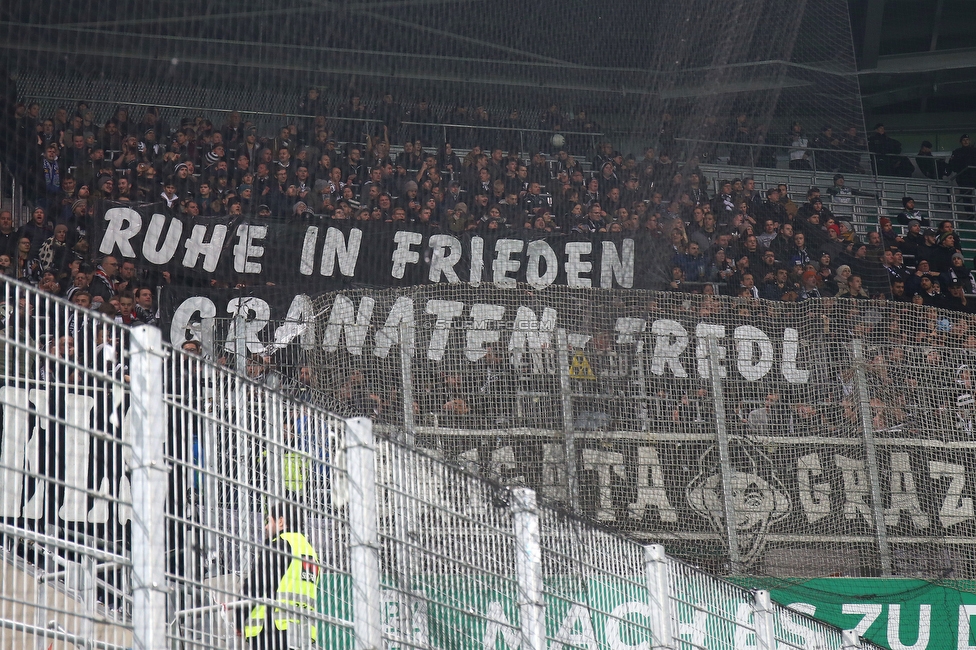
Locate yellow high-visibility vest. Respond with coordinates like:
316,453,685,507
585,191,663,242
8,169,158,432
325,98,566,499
283,452,309,494
244,532,320,643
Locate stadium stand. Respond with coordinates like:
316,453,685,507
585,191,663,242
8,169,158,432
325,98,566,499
0,275,888,649
1,95,974,308
2,0,975,647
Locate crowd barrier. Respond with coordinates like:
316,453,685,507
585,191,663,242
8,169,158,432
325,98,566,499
284,284,975,580
0,275,885,649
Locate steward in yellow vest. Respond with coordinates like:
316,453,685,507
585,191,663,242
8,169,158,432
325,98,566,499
240,505,320,649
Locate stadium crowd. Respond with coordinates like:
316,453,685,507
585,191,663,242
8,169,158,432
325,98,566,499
3,97,976,529
0,94,975,319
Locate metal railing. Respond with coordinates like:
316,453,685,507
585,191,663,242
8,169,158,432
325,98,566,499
678,136,976,181
0,274,884,649
698,161,976,258
0,159,29,227
16,91,603,152
160,344,355,650
0,278,134,650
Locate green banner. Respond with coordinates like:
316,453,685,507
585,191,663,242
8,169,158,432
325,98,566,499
314,573,856,649
320,575,656,650
318,573,976,649
736,577,976,650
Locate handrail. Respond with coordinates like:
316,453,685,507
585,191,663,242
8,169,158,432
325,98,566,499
0,619,130,650
0,159,29,227
19,93,605,138
675,135,871,159
678,136,976,179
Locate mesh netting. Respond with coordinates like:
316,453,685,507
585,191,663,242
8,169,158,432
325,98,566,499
298,286,976,580
1,0,864,170
9,0,967,634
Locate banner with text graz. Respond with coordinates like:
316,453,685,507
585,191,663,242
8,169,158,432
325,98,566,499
733,578,976,650
415,434,976,578
93,201,656,290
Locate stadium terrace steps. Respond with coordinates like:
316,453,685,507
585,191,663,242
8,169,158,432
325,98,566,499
700,162,976,262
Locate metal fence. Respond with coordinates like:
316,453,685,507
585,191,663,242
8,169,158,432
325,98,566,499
0,277,133,650
0,276,883,650
160,344,355,650
166,281,976,581
292,284,976,581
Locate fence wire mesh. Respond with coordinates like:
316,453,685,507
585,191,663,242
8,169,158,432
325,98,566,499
162,345,354,649
2,0,864,157
668,558,757,650
539,507,655,650
0,275,889,650
300,284,976,581
374,436,518,650
0,279,133,650
771,602,859,650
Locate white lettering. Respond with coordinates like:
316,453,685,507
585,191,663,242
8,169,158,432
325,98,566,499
426,300,464,361
22,389,47,520
929,460,973,528
322,294,375,355
428,234,463,284
508,306,556,373
797,454,831,523
601,239,634,289
605,602,652,650
489,446,525,485
182,224,228,272
649,320,688,378
677,606,707,649
374,297,415,359
842,603,882,639
273,294,316,352
233,224,267,274
0,387,31,517
959,604,976,650
61,394,97,522
782,327,810,383
885,452,930,529
627,446,677,522
733,325,773,381
141,213,183,264
614,317,645,344
391,231,423,279
540,443,568,503
695,323,726,379
836,455,873,526
225,297,271,355
469,236,484,287
99,207,143,257
482,601,521,649
565,241,592,288
169,297,217,356
492,239,524,288
464,304,505,362
887,604,930,650
320,227,362,277
733,602,758,650
525,240,558,290
781,603,824,648
299,226,318,275
581,448,626,521
551,604,597,650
